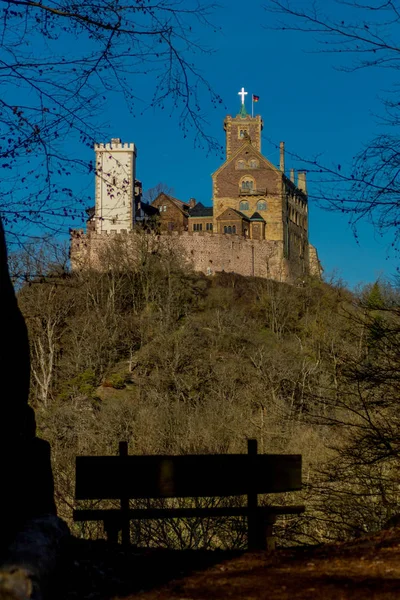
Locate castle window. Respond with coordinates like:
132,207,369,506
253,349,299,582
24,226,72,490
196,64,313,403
232,225,236,234
224,226,227,234
238,128,248,139
240,177,254,192
237,160,246,169
193,223,203,232
257,201,267,211
159,206,162,213
249,159,258,168
163,205,167,212
206,222,213,231
239,201,249,211
227,226,232,234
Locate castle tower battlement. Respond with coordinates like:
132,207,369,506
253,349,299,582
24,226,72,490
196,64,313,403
95,140,136,151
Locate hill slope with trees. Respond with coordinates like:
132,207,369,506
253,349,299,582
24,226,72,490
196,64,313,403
14,236,400,548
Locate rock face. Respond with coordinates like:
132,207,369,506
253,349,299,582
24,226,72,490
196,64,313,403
0,218,68,598
0,515,69,600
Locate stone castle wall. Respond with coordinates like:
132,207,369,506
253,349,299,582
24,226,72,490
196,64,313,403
71,230,321,283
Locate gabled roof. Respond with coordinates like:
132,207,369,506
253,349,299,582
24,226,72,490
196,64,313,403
216,207,250,221
249,212,265,222
189,202,213,217
152,193,190,216
211,139,282,179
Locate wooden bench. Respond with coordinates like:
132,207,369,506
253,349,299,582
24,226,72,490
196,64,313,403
73,439,305,550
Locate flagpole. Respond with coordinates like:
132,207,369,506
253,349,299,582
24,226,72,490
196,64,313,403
251,95,254,118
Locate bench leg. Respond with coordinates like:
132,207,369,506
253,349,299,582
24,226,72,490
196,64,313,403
265,519,276,551
248,512,276,551
104,521,119,544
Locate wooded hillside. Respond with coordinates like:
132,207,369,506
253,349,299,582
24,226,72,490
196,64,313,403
15,236,400,548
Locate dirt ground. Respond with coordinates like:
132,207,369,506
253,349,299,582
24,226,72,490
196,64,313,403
61,527,400,600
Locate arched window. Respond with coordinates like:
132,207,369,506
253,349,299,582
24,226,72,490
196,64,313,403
239,201,249,211
257,201,267,211
241,179,254,191
240,176,255,193
238,128,248,138
249,159,258,169
232,225,236,234
227,226,232,234
224,226,227,234
237,160,246,169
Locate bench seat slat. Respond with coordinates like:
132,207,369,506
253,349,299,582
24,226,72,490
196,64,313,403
73,505,305,522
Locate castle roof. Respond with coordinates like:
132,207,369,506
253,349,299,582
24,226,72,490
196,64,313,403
189,202,213,217
249,212,265,222
216,207,250,221
140,203,158,217
153,193,190,216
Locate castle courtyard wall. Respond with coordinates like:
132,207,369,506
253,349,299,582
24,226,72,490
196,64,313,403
70,230,319,283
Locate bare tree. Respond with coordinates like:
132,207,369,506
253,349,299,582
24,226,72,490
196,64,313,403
264,0,400,250
0,0,221,242
143,182,175,204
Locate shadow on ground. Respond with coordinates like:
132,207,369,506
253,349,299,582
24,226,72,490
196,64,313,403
58,537,242,600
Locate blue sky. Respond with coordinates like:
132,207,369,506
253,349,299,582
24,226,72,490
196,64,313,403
19,0,397,287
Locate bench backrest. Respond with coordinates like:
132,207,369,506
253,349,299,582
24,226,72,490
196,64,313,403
75,453,302,500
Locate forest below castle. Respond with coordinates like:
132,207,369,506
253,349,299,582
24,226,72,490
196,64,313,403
12,234,400,549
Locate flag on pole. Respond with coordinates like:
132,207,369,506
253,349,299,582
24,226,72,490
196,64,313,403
252,95,260,102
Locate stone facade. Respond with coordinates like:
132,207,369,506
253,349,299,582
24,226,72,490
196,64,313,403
211,108,313,278
224,114,263,159
94,138,137,233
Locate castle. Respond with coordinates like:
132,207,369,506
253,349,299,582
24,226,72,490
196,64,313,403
71,89,321,282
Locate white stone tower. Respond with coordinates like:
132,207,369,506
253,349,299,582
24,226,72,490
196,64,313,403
94,138,137,233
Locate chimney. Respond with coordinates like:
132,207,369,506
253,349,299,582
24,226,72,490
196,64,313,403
189,198,196,208
297,171,307,194
290,168,295,183
280,141,285,173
